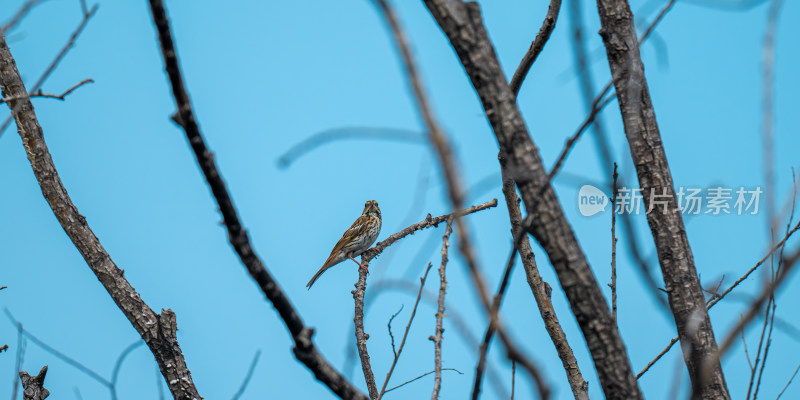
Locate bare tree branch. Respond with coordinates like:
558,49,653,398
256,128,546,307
367,279,510,399
361,199,498,264
2,0,48,32
431,219,452,400
508,0,562,96
472,242,518,400
496,153,588,400
383,368,463,395
776,360,800,400
0,2,97,138
353,200,496,399
378,264,432,399
11,318,25,400
0,29,203,400
387,305,404,358
610,162,618,323
594,0,729,397
230,350,262,400
277,127,424,168
4,310,111,387
375,1,550,397
111,341,145,400
19,366,49,400
422,1,641,398
353,258,379,399
637,220,800,379
0,78,92,104
761,0,784,231
144,1,367,398
717,248,799,359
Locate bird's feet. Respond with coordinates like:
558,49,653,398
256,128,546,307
358,263,369,274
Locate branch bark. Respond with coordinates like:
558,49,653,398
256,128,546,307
19,366,49,400
594,0,730,398
501,154,589,400
0,30,202,400
422,1,642,398
145,1,367,398
508,0,562,96
431,220,453,400
353,264,379,399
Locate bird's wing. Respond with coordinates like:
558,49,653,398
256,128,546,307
321,215,370,268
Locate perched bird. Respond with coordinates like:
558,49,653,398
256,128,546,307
306,200,382,289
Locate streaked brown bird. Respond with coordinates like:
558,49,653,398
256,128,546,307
306,200,382,289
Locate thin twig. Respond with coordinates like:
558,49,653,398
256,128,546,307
377,265,433,399
431,219,452,400
366,279,509,399
752,302,776,400
508,0,562,96
472,244,517,400
145,1,366,398
754,169,795,400
11,317,24,400
230,350,261,400
6,309,131,396
707,220,800,310
0,2,98,138
277,127,424,168
0,78,93,104
383,368,463,395
761,0,784,231
636,337,679,379
741,319,753,370
776,361,800,399
111,341,145,400
610,163,618,323
2,0,48,32
511,360,516,400
703,251,800,394
387,305,404,358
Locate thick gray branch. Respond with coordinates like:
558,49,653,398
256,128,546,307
422,1,642,398
594,0,730,398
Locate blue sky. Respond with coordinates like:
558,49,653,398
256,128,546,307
1,0,798,399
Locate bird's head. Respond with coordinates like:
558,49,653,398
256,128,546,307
363,200,381,218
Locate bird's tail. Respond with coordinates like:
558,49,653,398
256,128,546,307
306,265,330,289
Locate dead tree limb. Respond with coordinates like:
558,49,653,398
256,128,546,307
375,1,549,397
19,366,49,400
508,0,562,95
145,1,366,398
594,0,729,398
422,1,642,398
0,30,203,400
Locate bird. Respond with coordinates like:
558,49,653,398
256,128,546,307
306,200,382,289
